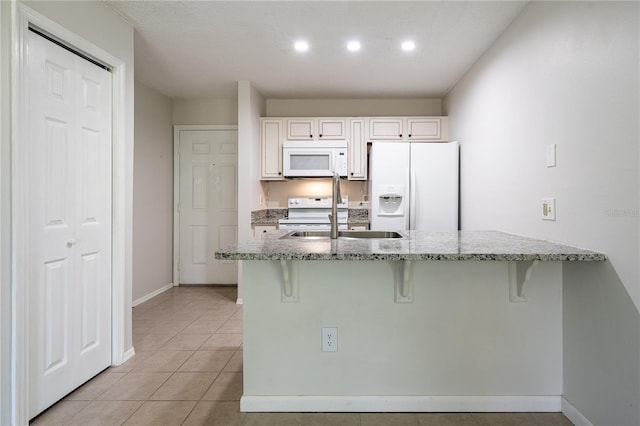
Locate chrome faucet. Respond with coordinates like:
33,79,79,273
329,172,342,239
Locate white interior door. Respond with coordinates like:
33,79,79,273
27,31,112,418
179,129,238,284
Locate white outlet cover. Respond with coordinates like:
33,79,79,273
321,327,338,352
542,198,556,221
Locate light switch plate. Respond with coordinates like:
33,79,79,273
546,144,556,167
542,198,556,221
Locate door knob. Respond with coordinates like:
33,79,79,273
67,238,77,247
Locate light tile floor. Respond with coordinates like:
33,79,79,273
30,286,573,426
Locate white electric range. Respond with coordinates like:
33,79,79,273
278,196,348,231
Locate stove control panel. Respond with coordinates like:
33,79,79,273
288,196,348,209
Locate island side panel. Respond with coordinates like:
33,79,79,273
242,260,562,402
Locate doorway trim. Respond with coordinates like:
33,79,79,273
11,4,129,424
172,125,238,288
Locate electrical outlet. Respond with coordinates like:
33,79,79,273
542,198,556,221
321,327,337,352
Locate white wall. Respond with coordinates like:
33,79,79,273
238,82,266,242
444,2,639,424
243,260,563,410
173,98,238,125
0,2,10,423
237,82,266,302
266,98,441,117
249,86,267,212
133,82,174,302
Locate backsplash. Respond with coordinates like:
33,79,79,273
263,179,368,208
252,207,369,225
251,209,287,224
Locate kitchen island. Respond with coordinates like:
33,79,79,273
216,231,605,413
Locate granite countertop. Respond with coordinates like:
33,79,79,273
215,230,607,262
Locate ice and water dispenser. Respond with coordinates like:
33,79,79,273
376,185,405,216
371,184,407,230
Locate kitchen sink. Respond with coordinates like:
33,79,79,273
280,230,405,240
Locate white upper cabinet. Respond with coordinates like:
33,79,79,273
286,118,315,140
318,119,347,140
369,117,449,141
286,118,347,140
407,117,449,140
261,116,449,181
348,119,367,180
368,118,404,140
260,118,284,180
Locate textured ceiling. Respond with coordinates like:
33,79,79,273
105,1,528,99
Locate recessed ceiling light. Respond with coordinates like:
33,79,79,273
294,40,309,52
401,40,416,52
347,40,361,52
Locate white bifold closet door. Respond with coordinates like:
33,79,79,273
27,30,113,418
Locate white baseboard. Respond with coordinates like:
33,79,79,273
240,396,562,413
562,397,594,426
114,347,136,366
132,282,174,307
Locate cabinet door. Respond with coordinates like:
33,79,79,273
261,119,284,180
287,118,315,140
369,118,404,140
318,119,346,139
348,119,367,180
407,118,441,140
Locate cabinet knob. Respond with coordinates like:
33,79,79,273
319,134,323,138
278,172,282,175
309,134,313,138
399,134,403,138
350,172,354,176
408,134,412,138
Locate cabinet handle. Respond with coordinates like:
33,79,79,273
278,172,282,175
408,134,412,138
309,134,313,138
350,172,354,176
319,134,323,138
399,134,403,138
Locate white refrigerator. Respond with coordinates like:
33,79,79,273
369,141,459,231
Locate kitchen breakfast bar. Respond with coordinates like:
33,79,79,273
215,231,605,413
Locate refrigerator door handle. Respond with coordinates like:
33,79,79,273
409,168,417,230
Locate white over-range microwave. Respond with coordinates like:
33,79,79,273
283,140,348,177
